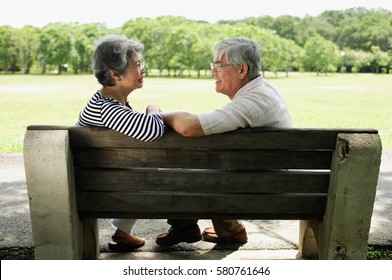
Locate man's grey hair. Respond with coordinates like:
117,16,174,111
91,35,144,86
212,37,261,79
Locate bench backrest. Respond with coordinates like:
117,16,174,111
27,126,379,221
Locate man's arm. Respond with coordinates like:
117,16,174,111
146,104,161,114
160,111,205,137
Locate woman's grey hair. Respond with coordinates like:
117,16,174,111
91,35,144,86
212,37,261,79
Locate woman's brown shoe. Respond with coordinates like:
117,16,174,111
108,229,145,252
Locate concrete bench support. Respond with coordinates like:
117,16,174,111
320,133,382,259
24,130,98,259
298,133,382,259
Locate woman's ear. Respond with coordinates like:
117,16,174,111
110,70,122,82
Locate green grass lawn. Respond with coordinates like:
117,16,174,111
1,73,391,153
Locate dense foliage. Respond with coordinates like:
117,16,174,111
1,7,391,76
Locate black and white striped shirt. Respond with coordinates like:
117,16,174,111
76,91,165,142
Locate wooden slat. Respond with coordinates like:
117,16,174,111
75,169,330,194
72,148,333,169
25,125,379,149
27,125,74,130
26,125,379,135
77,192,327,220
65,126,378,150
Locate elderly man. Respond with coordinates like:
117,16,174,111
157,37,293,246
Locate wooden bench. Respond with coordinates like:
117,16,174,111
23,126,382,260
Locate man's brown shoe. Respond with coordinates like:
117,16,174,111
156,224,201,246
202,227,248,244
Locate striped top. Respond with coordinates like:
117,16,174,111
76,91,165,142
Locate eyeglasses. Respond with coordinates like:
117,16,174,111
210,62,232,72
132,59,145,71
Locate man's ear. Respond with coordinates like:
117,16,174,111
239,64,248,79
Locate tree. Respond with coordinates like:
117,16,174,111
344,49,373,73
370,46,389,74
272,15,301,43
336,8,392,51
279,38,304,77
70,23,108,74
38,23,73,74
303,35,339,75
0,26,17,73
165,26,198,77
362,12,392,51
12,26,40,74
242,16,275,30
388,50,392,74
293,16,319,47
191,25,216,77
122,17,175,76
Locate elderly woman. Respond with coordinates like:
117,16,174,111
76,35,165,251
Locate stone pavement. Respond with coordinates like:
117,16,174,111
0,151,391,260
